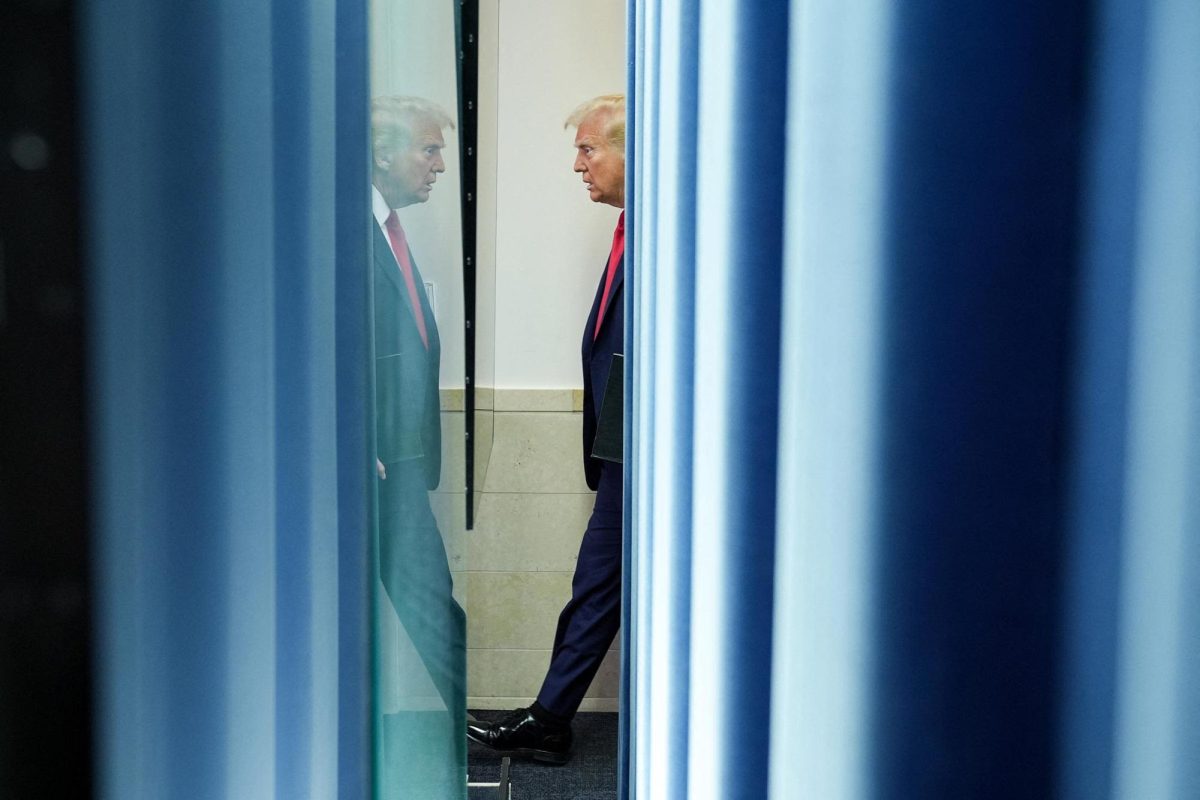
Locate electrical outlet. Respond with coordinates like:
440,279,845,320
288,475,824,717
425,280,438,321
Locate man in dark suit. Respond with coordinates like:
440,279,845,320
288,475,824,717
467,94,627,764
371,96,466,790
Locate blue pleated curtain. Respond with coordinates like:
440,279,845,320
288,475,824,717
82,0,373,797
627,0,1200,798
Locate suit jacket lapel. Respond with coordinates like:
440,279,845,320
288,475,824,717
593,254,624,342
583,256,607,359
406,249,439,351
373,224,407,296
373,222,432,343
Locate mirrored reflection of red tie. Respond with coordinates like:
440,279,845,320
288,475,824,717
384,210,429,349
594,211,625,340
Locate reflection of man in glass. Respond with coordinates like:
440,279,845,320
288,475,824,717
468,95,626,765
371,96,465,791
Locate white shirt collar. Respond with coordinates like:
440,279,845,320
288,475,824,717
371,185,391,228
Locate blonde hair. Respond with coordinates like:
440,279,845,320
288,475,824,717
371,96,455,162
565,94,626,153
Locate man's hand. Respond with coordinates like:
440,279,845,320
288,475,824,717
376,458,387,480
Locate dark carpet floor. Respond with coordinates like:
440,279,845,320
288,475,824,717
467,711,618,800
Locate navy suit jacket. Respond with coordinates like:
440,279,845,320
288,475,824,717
373,223,442,490
581,251,624,492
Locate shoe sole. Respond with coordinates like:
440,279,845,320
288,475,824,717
466,733,571,766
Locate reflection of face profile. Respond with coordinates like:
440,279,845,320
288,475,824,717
371,96,454,209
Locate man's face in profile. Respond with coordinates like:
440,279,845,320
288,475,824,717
379,116,446,208
573,110,625,209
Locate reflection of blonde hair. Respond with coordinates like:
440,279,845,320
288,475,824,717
371,96,455,162
565,94,625,154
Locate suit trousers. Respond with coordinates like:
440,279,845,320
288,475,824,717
377,460,467,769
536,461,623,719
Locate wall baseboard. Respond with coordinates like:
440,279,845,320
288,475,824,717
441,387,583,413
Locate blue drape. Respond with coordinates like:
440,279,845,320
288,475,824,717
82,0,371,796
629,0,1200,798
630,1,788,799
620,1,640,795
628,0,701,799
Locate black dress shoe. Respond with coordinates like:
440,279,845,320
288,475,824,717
466,707,573,765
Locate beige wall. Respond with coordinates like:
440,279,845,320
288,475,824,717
461,0,626,711
431,391,618,712
378,0,625,714
488,0,627,390
464,391,618,711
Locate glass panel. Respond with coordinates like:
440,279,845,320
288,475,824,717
369,0,468,795
473,0,497,529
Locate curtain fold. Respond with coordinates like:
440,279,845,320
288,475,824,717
630,1,700,799
629,0,1200,797
630,2,789,799
1058,0,1146,796
686,0,790,795
769,2,893,797
82,0,371,796
1108,3,1200,796
621,1,642,795
334,0,374,796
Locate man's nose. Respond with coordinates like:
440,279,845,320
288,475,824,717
434,154,446,173
573,153,585,172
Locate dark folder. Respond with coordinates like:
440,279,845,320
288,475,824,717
591,354,624,464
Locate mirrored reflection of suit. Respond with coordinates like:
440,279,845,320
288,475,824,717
536,244,625,718
373,222,441,488
372,215,466,793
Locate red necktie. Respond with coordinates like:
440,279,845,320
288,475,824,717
594,212,625,340
384,211,429,349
